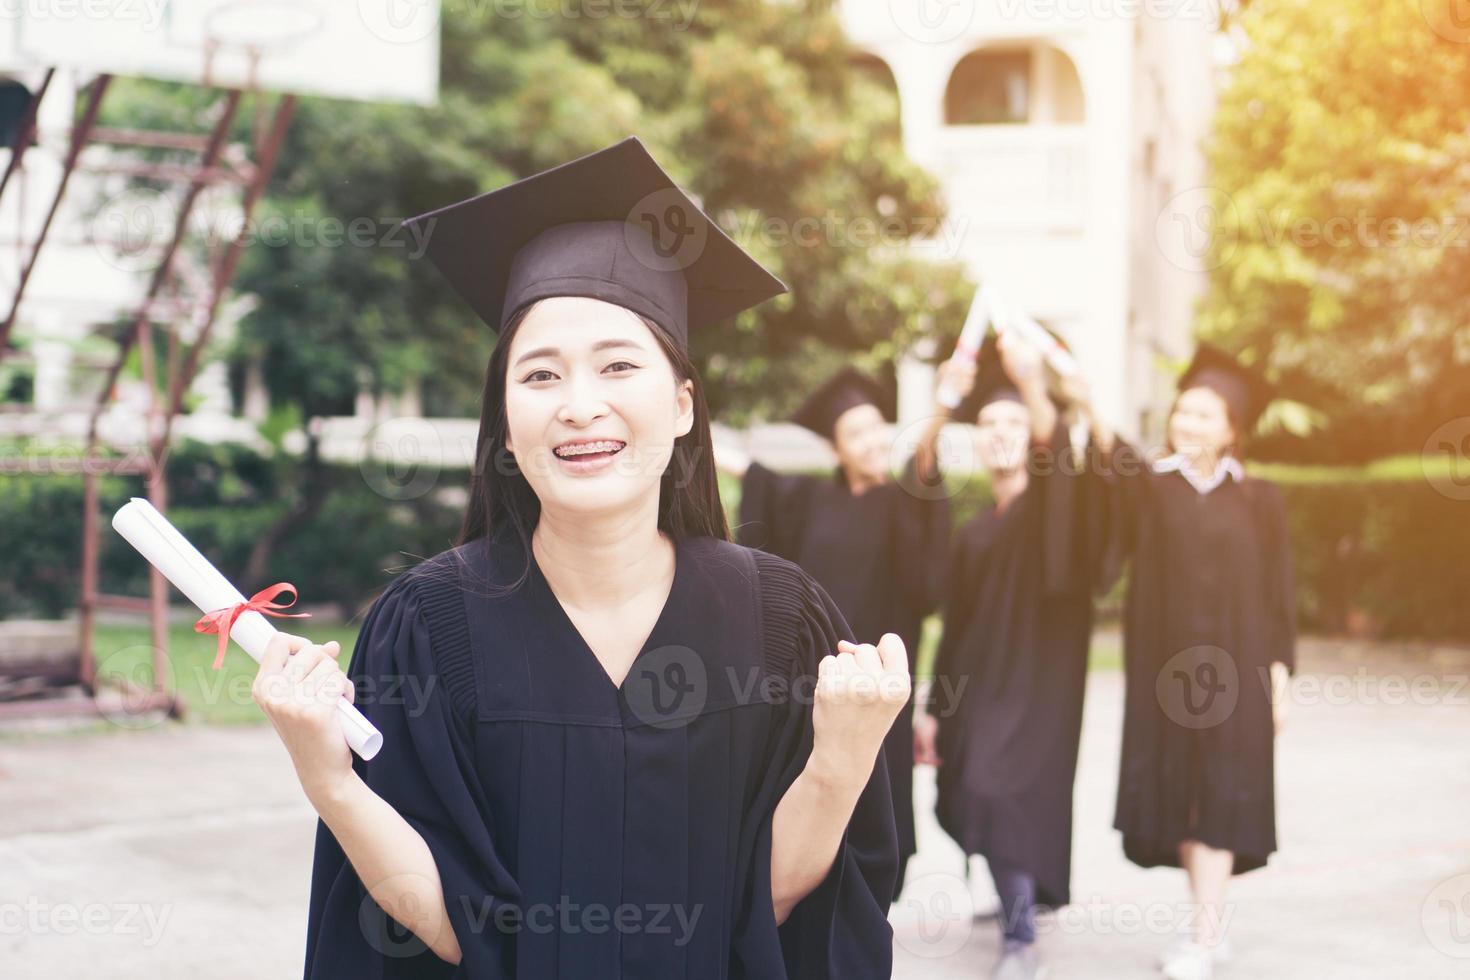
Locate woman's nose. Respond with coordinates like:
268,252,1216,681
557,375,610,426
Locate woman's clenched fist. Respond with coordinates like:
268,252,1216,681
810,633,911,785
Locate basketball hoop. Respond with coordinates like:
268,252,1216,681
201,1,322,142
201,1,325,94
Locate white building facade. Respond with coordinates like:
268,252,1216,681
841,2,1221,441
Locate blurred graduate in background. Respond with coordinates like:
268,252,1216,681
918,329,1117,980
717,359,970,902
1094,345,1295,980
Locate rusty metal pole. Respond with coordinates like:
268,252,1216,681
135,315,172,698
78,89,242,717
0,74,111,358
161,93,296,441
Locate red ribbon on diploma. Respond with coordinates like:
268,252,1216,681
194,583,311,670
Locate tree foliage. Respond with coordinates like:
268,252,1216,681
1201,0,1470,461
231,2,972,423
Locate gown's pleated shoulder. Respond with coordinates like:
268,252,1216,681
386,546,482,724
747,546,857,682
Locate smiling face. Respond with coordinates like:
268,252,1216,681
831,402,891,485
975,397,1031,474
1168,385,1236,461
502,296,694,520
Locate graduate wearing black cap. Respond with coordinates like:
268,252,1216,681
918,330,1118,979
267,138,906,979
1093,343,1296,979
717,359,961,904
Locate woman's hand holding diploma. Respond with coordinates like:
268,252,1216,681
252,633,356,804
255,631,466,966
771,633,910,924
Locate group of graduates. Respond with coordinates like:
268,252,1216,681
721,328,1296,980
285,137,1295,980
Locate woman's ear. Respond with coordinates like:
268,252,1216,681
675,379,695,438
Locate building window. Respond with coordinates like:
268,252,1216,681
946,50,1032,125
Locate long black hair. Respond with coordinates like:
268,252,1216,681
456,302,730,585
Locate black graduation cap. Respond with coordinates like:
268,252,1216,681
404,137,787,351
1177,343,1276,433
952,332,1024,422
790,366,896,441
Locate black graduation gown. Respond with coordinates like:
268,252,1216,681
929,426,1112,908
736,457,950,901
303,531,898,979
1103,443,1296,875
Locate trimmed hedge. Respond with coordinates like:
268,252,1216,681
3,444,1467,641
0,439,465,621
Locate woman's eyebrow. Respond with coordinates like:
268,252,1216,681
513,338,646,367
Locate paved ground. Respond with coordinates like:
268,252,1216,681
2,638,1469,979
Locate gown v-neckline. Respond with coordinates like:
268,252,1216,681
528,534,687,694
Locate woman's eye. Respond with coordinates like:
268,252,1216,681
604,360,638,374
522,369,557,383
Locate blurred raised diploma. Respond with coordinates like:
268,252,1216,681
937,284,992,409
998,307,1079,379
111,497,384,760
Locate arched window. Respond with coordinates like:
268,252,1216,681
946,49,1031,125
945,45,1085,125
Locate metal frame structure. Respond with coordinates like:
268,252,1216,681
0,72,296,722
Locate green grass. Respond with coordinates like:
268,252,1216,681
91,620,360,725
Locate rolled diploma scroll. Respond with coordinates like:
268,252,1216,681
998,310,1080,379
111,497,384,760
937,285,992,409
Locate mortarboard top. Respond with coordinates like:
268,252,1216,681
1177,343,1276,433
790,366,896,441
404,136,787,352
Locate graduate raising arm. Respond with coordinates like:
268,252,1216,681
720,362,958,904
994,329,1057,445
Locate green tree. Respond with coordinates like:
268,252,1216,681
1201,0,1470,461
233,1,971,424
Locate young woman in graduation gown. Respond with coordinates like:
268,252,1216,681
247,138,909,979
1092,345,1295,980
914,332,1115,980
716,362,966,902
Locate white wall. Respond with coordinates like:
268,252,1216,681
837,4,1217,440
